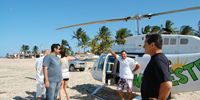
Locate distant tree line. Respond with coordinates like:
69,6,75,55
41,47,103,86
20,20,200,55
142,20,200,36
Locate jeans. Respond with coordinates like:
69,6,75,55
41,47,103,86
45,82,60,100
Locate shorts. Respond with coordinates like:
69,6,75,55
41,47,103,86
36,81,46,98
63,78,69,81
117,78,133,93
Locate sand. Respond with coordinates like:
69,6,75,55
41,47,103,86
0,58,200,100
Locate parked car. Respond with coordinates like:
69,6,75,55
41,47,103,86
68,57,87,71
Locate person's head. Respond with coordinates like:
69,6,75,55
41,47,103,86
121,50,127,60
143,33,163,55
51,44,60,55
43,49,50,56
60,47,66,58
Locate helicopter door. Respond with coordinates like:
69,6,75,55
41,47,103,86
102,55,116,85
91,57,100,81
95,55,106,82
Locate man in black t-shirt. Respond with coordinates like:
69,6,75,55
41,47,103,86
141,33,172,100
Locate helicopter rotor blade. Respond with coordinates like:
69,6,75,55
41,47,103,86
55,16,136,30
56,6,200,30
141,6,200,18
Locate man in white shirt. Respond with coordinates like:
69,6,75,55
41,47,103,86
108,49,141,100
35,49,50,100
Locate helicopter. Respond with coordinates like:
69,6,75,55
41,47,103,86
56,7,200,100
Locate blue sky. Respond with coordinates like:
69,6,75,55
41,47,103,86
0,0,200,57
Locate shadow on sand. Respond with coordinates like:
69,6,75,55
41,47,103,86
12,84,138,100
13,91,38,100
25,77,36,80
70,83,139,100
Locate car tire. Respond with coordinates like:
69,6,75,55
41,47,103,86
69,65,75,71
79,68,85,71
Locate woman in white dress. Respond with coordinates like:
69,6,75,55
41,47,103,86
59,48,75,100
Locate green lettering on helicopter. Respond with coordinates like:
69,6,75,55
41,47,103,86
170,70,179,86
194,59,200,71
183,63,198,81
133,73,143,88
174,68,188,84
133,58,200,87
171,58,200,86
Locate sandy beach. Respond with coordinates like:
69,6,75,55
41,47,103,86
0,58,200,100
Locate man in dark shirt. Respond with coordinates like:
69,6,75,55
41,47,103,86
141,33,172,100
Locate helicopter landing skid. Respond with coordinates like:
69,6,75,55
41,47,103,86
85,85,107,100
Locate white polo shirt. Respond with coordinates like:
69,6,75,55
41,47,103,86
116,55,138,79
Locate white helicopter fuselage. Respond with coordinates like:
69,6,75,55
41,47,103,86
90,34,200,94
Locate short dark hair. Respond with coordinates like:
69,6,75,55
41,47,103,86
60,47,66,58
121,50,127,54
146,33,163,49
51,44,60,52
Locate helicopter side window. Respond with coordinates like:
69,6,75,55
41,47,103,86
180,38,188,45
98,56,106,70
163,38,169,45
170,38,176,45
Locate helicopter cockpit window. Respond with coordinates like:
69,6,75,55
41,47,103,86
98,55,106,70
170,38,176,45
92,57,99,70
163,38,169,45
107,56,115,63
106,56,116,71
180,38,188,45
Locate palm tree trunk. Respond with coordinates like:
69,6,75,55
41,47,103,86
78,40,80,52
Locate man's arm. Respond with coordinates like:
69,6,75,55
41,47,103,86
158,81,172,100
132,63,141,74
43,66,49,88
149,81,172,100
107,49,117,58
68,56,76,61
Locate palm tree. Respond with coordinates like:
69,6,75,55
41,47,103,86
88,38,99,55
180,25,194,35
142,25,151,34
27,51,31,54
70,51,74,56
163,20,179,34
32,45,39,57
165,20,174,32
96,26,113,54
21,45,25,53
115,28,133,45
150,26,161,33
21,44,30,53
193,29,200,37
142,25,161,34
72,28,85,52
61,39,71,55
41,50,44,53
80,33,90,53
